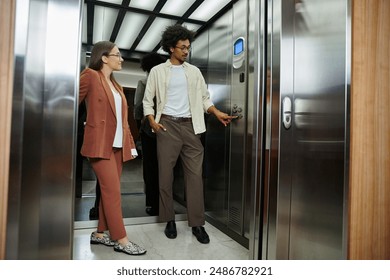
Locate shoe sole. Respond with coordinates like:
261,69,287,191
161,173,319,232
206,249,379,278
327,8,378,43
114,247,147,255
192,232,210,244
164,230,177,239
90,240,115,247
195,238,210,244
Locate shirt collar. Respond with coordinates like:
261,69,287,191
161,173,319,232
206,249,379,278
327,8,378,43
165,59,188,68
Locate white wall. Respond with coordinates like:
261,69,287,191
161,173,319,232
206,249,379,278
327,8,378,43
84,56,146,89
113,60,146,89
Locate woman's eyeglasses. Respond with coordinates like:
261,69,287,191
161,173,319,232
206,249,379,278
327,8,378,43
107,53,122,59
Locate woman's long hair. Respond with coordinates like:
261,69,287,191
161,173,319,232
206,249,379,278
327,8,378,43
88,41,121,89
88,41,116,70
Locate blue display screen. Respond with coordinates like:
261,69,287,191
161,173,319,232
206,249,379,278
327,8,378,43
234,38,244,55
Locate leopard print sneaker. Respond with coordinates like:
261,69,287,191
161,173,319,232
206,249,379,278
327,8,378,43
114,241,147,255
90,231,115,246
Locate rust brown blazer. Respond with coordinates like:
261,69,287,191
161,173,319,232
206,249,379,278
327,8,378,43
79,68,135,162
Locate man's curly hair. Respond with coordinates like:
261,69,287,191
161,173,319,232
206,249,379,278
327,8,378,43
160,24,196,54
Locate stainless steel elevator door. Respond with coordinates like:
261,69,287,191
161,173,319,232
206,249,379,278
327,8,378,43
277,0,348,259
8,0,82,259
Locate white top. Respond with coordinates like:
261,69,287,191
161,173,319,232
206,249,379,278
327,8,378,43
143,60,214,134
162,65,191,117
112,88,123,148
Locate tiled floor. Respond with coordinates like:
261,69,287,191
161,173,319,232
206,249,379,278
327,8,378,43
74,155,248,260
75,158,187,221
73,221,249,260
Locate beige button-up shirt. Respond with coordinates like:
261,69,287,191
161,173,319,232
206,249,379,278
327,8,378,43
143,60,214,134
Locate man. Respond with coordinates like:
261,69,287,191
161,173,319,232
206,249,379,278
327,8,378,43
134,52,166,216
143,24,235,244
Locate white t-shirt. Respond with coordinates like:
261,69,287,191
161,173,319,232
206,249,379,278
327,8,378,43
162,65,191,117
112,88,123,148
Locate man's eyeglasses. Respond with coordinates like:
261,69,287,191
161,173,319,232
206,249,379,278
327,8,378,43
175,45,191,52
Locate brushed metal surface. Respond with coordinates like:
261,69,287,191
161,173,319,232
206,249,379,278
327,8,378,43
7,0,82,259
267,0,349,259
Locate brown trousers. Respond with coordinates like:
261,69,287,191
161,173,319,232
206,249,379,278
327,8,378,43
156,118,205,227
89,148,126,240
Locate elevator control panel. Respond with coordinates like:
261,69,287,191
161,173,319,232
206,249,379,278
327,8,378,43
233,37,245,69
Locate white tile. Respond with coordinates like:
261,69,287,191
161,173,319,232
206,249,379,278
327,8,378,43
73,221,248,260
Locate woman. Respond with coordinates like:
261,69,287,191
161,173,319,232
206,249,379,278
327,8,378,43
79,41,146,255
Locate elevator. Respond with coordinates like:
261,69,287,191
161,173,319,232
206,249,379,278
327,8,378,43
5,0,350,260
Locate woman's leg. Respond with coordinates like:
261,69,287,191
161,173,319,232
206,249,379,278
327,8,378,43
90,149,126,241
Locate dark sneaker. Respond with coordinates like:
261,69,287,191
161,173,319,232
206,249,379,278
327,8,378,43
192,226,210,244
164,221,177,239
145,207,158,216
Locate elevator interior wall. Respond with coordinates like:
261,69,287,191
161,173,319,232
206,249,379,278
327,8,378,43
190,0,256,248
195,9,233,233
